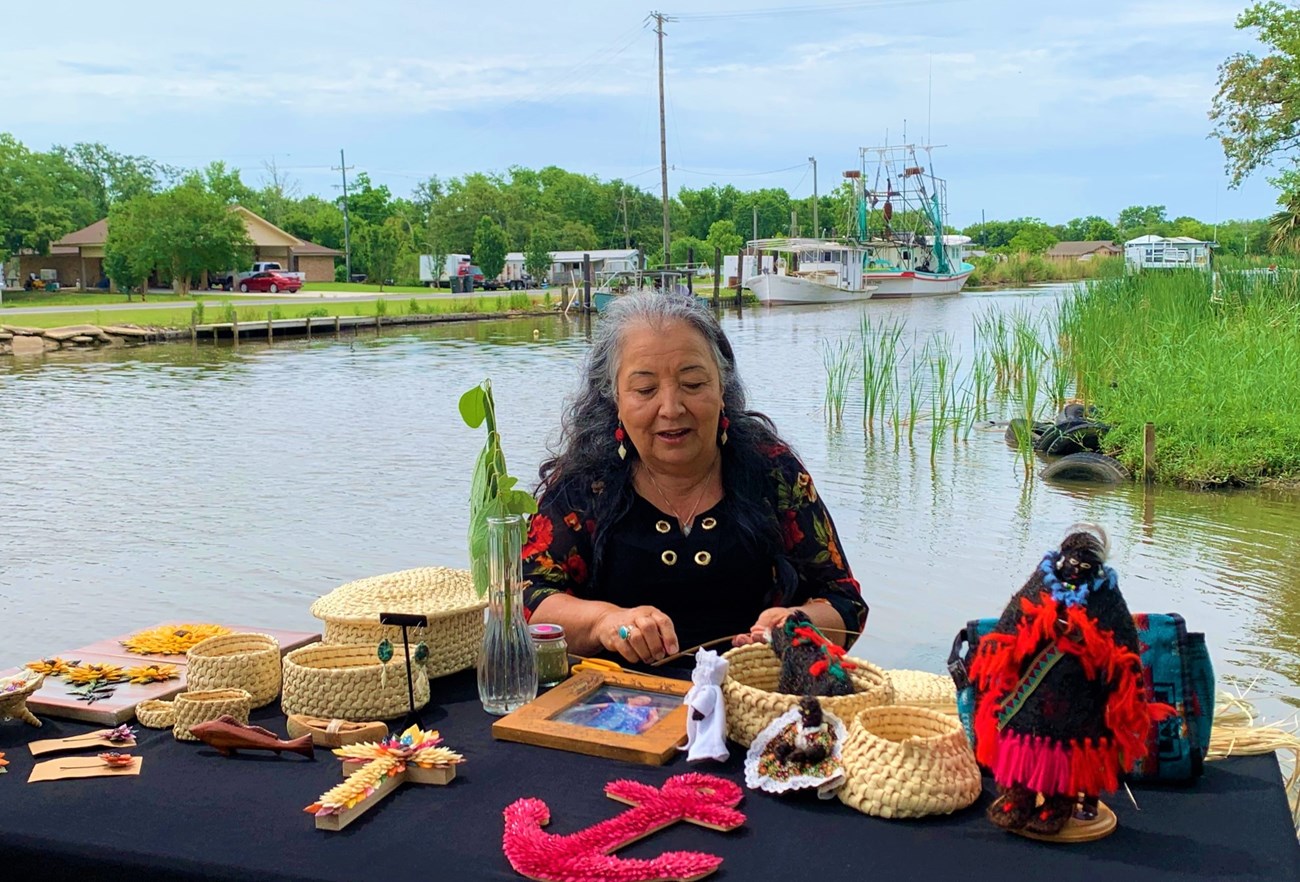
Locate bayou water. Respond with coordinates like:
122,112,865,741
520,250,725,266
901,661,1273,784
3,285,1297,722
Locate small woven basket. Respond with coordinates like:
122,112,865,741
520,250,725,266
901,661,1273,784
885,669,959,716
186,632,282,708
135,699,176,729
172,689,253,742
837,705,981,819
721,643,894,748
281,643,430,721
310,567,485,678
0,670,45,727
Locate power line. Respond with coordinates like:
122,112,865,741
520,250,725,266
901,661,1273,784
672,162,810,177
671,0,964,22
332,149,354,281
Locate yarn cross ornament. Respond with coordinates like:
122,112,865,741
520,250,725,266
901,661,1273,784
502,773,746,882
790,624,856,682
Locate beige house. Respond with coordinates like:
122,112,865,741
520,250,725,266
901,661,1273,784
1045,240,1122,263
17,206,341,290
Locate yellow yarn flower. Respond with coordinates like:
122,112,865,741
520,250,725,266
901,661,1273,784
120,624,231,655
124,664,179,684
25,657,76,677
66,663,127,685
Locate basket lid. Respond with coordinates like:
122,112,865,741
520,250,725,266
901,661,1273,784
310,567,482,624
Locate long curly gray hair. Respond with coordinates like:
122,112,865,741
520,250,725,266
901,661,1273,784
538,293,788,583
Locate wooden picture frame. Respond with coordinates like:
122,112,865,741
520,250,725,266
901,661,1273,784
491,669,690,765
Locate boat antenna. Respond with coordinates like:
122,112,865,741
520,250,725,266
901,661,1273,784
927,55,933,146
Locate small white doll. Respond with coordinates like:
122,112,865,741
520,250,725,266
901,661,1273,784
682,648,729,763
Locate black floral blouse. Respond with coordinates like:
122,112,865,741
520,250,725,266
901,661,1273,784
522,445,866,652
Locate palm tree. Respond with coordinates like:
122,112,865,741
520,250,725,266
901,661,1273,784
1268,189,1300,254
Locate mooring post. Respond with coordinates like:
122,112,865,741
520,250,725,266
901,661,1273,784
335,315,341,337
713,247,721,308
306,317,312,341
1143,422,1156,483
267,317,274,343
232,317,239,347
582,253,592,311
735,247,745,314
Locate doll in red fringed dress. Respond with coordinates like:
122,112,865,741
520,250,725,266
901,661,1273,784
970,523,1169,835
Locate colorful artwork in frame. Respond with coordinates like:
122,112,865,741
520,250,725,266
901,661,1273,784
491,670,690,766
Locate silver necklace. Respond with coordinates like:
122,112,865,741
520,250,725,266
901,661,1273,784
642,468,713,537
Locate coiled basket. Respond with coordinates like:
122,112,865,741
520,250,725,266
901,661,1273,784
185,632,282,708
720,643,894,748
309,567,485,678
135,688,254,741
837,705,981,818
281,642,429,721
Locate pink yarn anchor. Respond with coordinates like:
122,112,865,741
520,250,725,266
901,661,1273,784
502,773,746,882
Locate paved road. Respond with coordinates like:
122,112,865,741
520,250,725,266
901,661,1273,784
0,289,472,317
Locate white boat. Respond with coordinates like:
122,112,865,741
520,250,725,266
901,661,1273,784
859,234,973,297
744,239,878,305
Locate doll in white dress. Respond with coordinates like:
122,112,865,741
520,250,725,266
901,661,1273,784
682,648,730,763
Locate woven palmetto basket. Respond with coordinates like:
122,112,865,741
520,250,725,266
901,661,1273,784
185,633,282,708
281,642,430,721
884,669,959,716
0,669,45,727
173,689,253,741
721,643,894,748
837,705,982,819
310,567,485,678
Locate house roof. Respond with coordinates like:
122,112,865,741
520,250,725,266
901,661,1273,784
1124,235,1214,246
51,206,339,257
505,249,639,263
1047,240,1120,257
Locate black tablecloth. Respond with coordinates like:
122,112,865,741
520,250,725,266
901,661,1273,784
2,671,1297,882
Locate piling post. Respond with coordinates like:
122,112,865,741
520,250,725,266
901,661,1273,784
735,247,745,314
1143,422,1156,483
713,247,721,308
335,316,341,337
583,253,592,311
306,317,312,341
267,317,274,343
232,317,239,347
687,246,694,296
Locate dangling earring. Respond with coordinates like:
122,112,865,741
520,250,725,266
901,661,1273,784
719,412,730,446
614,423,627,460
378,637,394,688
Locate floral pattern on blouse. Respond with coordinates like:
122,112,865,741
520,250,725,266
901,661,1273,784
521,446,866,634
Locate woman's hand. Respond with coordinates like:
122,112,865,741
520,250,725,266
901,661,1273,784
731,606,797,647
597,605,680,663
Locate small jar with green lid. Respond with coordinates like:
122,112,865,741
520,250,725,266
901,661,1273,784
528,624,569,687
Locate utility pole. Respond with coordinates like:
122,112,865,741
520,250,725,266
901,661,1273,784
621,186,630,249
809,156,818,236
752,205,758,241
333,149,354,281
651,11,673,265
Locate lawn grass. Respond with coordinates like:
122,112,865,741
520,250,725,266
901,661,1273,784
5,294,550,330
305,282,442,294
2,290,192,308
1059,270,1300,486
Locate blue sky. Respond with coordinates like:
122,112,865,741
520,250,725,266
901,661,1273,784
4,0,1283,227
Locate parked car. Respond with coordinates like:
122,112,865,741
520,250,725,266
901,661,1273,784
213,262,307,290
238,271,302,293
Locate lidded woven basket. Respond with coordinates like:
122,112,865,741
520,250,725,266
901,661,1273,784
884,669,958,716
186,632,282,708
172,688,253,742
721,643,894,748
310,567,484,678
281,642,430,721
837,705,981,818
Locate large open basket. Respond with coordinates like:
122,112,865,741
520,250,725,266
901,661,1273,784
837,704,981,818
721,643,894,747
310,567,485,679
185,633,282,708
281,643,430,721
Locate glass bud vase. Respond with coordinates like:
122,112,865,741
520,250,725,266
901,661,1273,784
477,514,538,715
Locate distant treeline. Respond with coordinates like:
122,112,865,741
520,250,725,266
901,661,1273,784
0,133,1277,284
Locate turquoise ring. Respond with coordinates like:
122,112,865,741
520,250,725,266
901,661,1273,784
617,625,632,640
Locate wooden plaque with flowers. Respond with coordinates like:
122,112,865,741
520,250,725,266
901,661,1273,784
491,669,690,765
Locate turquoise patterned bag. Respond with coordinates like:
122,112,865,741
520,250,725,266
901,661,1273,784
948,612,1214,782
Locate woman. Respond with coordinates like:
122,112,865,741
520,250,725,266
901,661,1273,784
522,293,866,664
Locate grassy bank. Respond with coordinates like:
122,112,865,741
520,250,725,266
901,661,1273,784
967,254,1124,287
1060,271,1300,486
2,290,192,308
7,291,552,330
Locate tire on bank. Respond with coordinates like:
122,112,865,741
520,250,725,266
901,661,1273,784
1040,452,1130,485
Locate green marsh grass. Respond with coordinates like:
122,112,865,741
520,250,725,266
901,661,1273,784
821,337,858,428
1059,271,1300,485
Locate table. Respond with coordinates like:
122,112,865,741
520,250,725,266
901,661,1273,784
2,671,1297,882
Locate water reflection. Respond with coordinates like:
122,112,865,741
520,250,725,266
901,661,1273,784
2,293,1297,721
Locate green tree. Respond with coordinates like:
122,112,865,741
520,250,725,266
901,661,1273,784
557,219,598,251
102,199,153,300
705,220,744,259
524,231,553,284
1212,2,1300,186
1116,205,1169,240
473,215,510,280
1007,222,1057,254
1059,215,1117,241
343,172,394,228
357,218,404,291
1268,169,1300,252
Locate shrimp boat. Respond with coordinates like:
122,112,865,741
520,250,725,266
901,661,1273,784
744,239,879,305
744,143,973,303
851,143,973,297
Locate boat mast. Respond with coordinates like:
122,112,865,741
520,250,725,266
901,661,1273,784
651,11,673,265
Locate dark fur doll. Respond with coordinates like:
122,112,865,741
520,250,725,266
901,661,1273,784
772,697,831,766
772,612,856,697
970,524,1169,836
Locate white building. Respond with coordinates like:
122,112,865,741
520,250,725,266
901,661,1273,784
1124,235,1213,271
503,249,640,284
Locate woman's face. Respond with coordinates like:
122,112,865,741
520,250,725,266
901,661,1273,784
614,319,724,476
